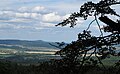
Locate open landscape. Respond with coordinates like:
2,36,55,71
0,0,120,74
0,40,61,64
0,40,120,74
0,39,119,65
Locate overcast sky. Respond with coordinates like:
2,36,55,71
0,0,119,42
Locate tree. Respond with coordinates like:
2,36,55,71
54,0,120,73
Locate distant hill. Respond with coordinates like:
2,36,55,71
0,40,61,63
0,40,59,50
0,40,119,63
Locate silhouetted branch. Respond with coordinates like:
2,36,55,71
95,12,103,36
99,16,120,32
49,43,62,50
56,0,120,28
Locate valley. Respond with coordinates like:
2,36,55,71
0,40,60,64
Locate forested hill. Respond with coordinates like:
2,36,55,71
0,40,59,49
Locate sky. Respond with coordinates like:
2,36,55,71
0,0,120,42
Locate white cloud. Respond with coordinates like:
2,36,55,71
15,12,31,18
18,6,46,12
40,22,55,27
42,13,71,23
31,13,41,19
62,14,71,19
0,5,85,30
33,22,55,30
1,18,32,23
18,7,29,12
32,6,45,12
15,12,41,19
0,24,26,29
0,23,38,30
0,11,15,18
42,12,61,22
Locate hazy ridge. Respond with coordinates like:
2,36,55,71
0,40,60,63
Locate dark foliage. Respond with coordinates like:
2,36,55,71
1,60,120,74
54,0,120,74
56,0,120,27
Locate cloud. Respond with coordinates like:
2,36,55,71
31,13,41,19
62,14,71,19
32,6,45,12
0,18,32,23
15,12,31,18
0,11,14,20
0,23,37,31
15,12,42,19
0,24,27,30
18,6,47,13
42,12,72,23
33,22,55,30
42,12,61,22
18,7,29,12
0,5,85,31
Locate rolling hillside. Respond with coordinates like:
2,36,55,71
0,40,58,49
0,40,61,63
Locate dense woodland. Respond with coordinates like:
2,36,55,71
0,59,120,74
1,0,120,74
